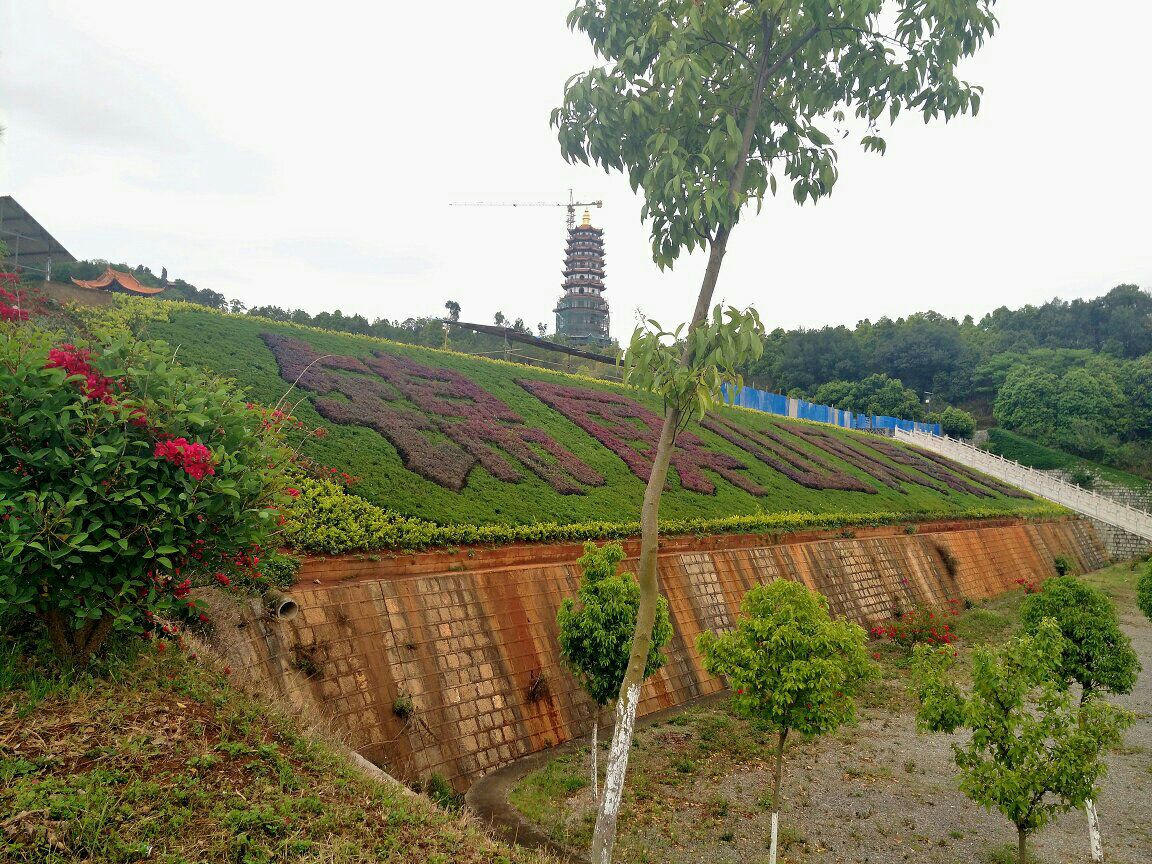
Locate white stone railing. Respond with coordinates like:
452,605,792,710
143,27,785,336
894,429,1152,542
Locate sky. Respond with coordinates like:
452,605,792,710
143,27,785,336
1,2,1150,341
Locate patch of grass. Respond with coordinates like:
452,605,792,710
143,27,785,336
0,637,553,864
508,753,589,844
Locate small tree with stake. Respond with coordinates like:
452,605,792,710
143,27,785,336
1019,575,1141,862
554,3,999,859
557,540,672,801
697,579,874,864
912,620,1133,864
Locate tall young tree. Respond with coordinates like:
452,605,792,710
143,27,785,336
554,2,999,860
698,579,874,864
913,621,1132,864
557,541,673,801
1021,576,1142,861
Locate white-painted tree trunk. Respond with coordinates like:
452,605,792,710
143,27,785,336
590,682,641,864
591,717,599,803
1086,799,1103,862
769,812,779,864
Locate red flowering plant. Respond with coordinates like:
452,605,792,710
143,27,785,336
0,327,295,665
869,598,961,650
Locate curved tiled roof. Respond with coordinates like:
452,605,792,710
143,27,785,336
71,268,164,295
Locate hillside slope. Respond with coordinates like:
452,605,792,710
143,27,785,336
0,640,554,863
102,303,1048,528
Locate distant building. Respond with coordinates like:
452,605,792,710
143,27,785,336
554,210,611,347
0,196,76,278
71,267,164,296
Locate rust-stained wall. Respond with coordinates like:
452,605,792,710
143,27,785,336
212,517,1105,790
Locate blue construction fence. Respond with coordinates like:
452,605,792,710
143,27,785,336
720,383,942,436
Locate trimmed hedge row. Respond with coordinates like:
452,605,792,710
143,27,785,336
281,478,1070,555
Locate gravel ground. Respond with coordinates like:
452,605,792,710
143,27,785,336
508,566,1152,864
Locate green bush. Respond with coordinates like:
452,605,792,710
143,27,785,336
279,477,1067,554
0,326,293,664
1137,565,1152,622
939,406,976,439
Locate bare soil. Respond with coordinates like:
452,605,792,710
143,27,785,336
504,565,1152,864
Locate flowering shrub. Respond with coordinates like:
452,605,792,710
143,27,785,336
262,333,603,494
0,328,293,664
870,601,960,648
520,379,760,495
0,286,29,323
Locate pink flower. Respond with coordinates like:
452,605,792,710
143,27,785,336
285,487,300,498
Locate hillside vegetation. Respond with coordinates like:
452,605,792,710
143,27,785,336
73,302,1050,532
0,637,552,864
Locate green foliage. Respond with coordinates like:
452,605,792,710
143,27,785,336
912,621,1134,850
0,327,291,663
1019,576,1140,700
813,374,924,422
939,406,977,439
621,305,764,424
557,542,673,707
1138,565,1152,622
279,473,1061,554
697,580,875,739
554,0,995,268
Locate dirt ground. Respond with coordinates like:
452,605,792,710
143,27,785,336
504,565,1152,864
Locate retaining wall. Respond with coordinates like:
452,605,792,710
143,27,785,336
209,517,1106,791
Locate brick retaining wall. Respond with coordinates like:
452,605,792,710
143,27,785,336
207,517,1106,791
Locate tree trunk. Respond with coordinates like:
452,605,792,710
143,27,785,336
587,16,777,861
1018,827,1028,864
42,609,116,667
768,728,788,864
591,716,599,802
1086,799,1103,862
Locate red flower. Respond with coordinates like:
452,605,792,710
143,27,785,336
285,487,300,498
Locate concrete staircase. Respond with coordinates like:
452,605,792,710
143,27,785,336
895,429,1152,543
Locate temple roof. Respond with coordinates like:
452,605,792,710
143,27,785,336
71,267,165,296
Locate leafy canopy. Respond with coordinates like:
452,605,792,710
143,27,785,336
698,578,875,736
1019,576,1140,699
912,620,1133,839
557,541,674,706
554,0,998,267
621,303,764,425
1137,563,1152,623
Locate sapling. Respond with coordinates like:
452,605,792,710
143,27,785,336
557,541,672,801
554,2,999,858
912,620,1133,864
697,579,874,864
1020,575,1141,861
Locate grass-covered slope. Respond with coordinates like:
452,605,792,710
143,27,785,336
0,639,553,864
983,428,1150,491
130,305,1048,528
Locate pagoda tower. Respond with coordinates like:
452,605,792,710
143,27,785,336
554,210,611,347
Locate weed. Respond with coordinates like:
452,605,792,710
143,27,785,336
392,693,415,720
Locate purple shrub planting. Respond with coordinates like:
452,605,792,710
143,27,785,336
262,334,603,493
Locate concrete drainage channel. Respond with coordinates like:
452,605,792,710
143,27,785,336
465,692,729,861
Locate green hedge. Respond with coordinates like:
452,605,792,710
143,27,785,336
282,479,1068,555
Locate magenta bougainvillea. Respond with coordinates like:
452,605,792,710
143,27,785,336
262,334,603,494
519,379,762,495
0,286,28,323
154,437,216,481
702,417,875,493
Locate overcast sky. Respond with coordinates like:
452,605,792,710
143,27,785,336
1,2,1149,340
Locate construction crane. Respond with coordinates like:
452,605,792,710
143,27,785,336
450,188,602,229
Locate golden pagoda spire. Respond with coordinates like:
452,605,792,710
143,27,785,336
581,209,592,227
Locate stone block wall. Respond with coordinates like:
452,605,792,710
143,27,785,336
1050,472,1152,559
209,517,1105,791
